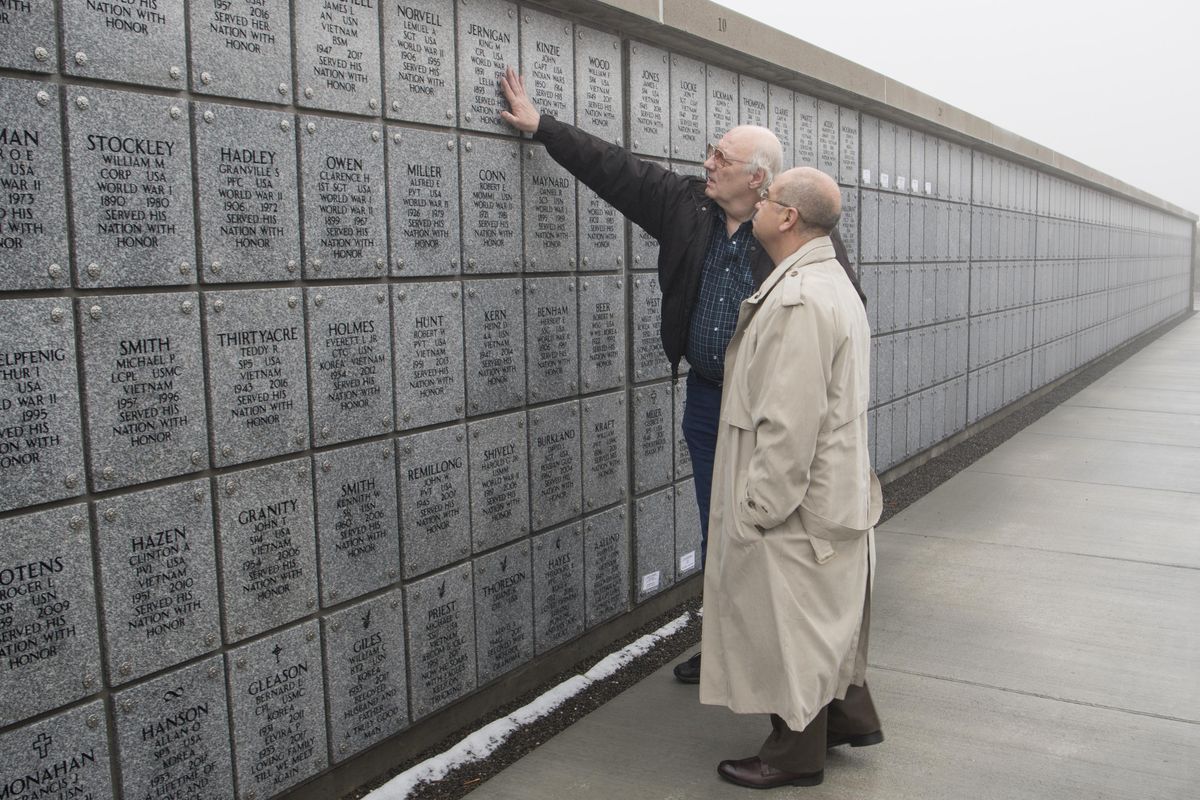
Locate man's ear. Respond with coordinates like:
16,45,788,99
749,168,767,193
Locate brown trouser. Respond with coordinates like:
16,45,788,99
757,683,880,773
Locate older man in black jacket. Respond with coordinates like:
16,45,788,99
500,67,862,684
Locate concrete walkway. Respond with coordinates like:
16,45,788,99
469,313,1200,800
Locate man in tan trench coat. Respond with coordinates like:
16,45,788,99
699,167,884,789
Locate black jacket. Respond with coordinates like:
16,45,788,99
534,115,864,373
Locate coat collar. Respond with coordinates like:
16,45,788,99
744,236,836,305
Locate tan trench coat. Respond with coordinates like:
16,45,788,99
699,236,882,732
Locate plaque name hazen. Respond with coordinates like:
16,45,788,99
86,134,180,251
409,313,452,400
215,325,297,431
401,163,451,251
342,610,403,743
139,696,217,798
417,586,468,708
0,346,66,471
0,555,75,672
124,526,202,642
216,147,285,249
247,655,316,790
313,0,374,95
319,319,384,411
205,0,280,54
238,498,303,602
109,337,189,449
478,440,518,525
317,153,377,260
482,558,528,671
0,127,45,254
393,5,448,97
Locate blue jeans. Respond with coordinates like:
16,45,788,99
681,371,721,567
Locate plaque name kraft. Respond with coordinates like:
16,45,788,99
0,78,68,291
385,0,456,124
456,0,519,133
581,391,627,512
473,540,533,684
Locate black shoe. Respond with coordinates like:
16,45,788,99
826,730,884,749
717,756,824,788
673,652,701,684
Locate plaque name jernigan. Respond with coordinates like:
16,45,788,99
388,128,461,276
67,87,196,288
0,78,67,291
385,0,455,124
456,0,518,133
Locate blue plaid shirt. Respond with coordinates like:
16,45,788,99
686,210,759,384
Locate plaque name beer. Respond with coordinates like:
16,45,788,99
581,391,626,512
584,506,629,626
62,0,185,87
523,145,577,271
0,298,85,513
78,292,209,490
0,504,101,726
388,128,461,276
528,400,582,531
456,0,519,133
294,0,381,115
96,479,221,685
189,0,293,103
473,540,533,684
670,54,704,160
533,524,584,653
300,116,387,279
0,0,56,72
578,275,625,391
574,26,622,144
706,65,738,146
525,277,578,401
393,282,465,429
464,278,526,414
193,103,300,283
461,137,521,272
67,87,196,288
467,411,530,552
204,288,310,467
385,0,456,124
0,78,67,291
520,7,574,125
398,425,471,579
628,41,669,157
405,564,477,719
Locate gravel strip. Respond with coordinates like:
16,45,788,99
345,310,1191,800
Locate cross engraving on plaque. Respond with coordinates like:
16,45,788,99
361,610,372,630
32,733,52,758
272,644,283,664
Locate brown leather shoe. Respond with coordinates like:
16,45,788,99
717,756,823,789
826,729,884,749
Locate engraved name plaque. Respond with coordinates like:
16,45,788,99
473,540,533,683
533,523,584,653
578,275,625,391
468,411,530,552
388,128,461,276
794,93,818,168
0,0,56,72
393,281,465,429
581,390,627,512
194,102,300,283
525,277,579,402
462,136,522,273
0,298,84,512
0,78,67,290
633,274,670,381
405,563,477,719
63,0,185,88
670,53,704,161
574,26,623,144
294,0,381,115
523,144,577,271
584,506,629,626
739,75,768,127
464,278,526,414
706,65,738,144
628,41,669,157
67,87,195,288
385,0,456,125
528,400,582,531
816,100,840,178
190,0,293,103
457,0,519,134
578,182,626,272
633,383,672,493
521,7,574,125
1,702,112,799
769,84,795,170
398,424,471,579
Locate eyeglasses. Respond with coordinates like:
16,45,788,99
705,143,749,168
759,196,805,223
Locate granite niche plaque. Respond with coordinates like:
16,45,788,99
0,78,67,291
204,288,310,467
78,292,208,490
578,183,626,272
635,487,675,602
574,25,623,144
393,281,465,429
113,656,234,800
0,504,101,726
457,0,519,134
96,479,220,685
294,0,381,115
816,100,840,178
462,136,522,273
633,275,670,381
675,478,701,579
739,75,769,127
306,285,395,446
533,524,584,653
528,400,582,531
300,116,387,279
769,84,795,170
674,378,692,478
388,128,461,276
628,41,669,157
384,0,456,125
581,391,627,512
189,0,292,103
794,93,818,168
468,411,530,552
706,65,738,144
585,506,629,626
521,7,574,124
0,701,112,799
193,102,300,283
464,278,526,414
670,53,704,160
0,0,56,72
398,424,471,579
840,110,860,186
525,277,579,402
67,87,195,288
473,539,533,684
216,458,318,642
62,0,185,87
315,440,400,606
0,298,84,512
633,384,673,493
523,145,577,270
405,563,477,719
322,590,410,761
228,621,328,800
630,198,662,269
578,275,625,391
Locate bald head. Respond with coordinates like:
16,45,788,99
771,167,842,233
725,125,783,186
